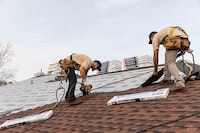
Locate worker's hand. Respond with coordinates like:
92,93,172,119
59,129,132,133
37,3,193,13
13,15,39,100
152,71,158,77
82,79,87,87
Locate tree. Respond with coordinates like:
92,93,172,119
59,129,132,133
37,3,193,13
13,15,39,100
0,43,15,82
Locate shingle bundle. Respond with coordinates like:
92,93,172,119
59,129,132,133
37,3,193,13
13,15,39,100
107,60,122,73
123,55,153,70
47,63,61,74
98,60,122,74
137,55,153,68
123,56,138,70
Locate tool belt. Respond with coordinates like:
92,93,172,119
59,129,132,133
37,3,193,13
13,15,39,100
59,58,73,70
164,26,190,50
165,36,190,50
59,54,81,70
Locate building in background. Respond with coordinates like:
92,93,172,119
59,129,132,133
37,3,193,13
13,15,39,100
33,69,45,77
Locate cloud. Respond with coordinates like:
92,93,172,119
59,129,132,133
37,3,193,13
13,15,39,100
1,0,200,81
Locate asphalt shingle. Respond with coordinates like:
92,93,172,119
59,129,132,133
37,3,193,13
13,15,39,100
0,66,160,116
0,66,200,133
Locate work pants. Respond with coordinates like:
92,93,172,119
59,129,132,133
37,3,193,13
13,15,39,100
164,49,185,86
65,67,77,102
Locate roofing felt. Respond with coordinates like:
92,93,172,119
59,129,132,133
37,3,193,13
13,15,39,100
0,66,200,133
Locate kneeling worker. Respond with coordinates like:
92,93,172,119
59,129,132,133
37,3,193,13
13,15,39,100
59,53,102,106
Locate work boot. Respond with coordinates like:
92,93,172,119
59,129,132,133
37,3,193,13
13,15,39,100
158,79,173,85
170,84,185,92
68,99,83,106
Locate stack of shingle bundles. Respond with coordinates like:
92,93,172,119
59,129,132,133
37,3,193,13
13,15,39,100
47,63,61,74
98,61,109,74
123,56,138,70
107,60,122,73
137,55,153,68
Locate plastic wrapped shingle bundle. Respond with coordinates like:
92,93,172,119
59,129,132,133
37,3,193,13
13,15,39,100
107,60,122,73
98,61,109,74
137,55,153,67
47,63,61,74
123,56,138,70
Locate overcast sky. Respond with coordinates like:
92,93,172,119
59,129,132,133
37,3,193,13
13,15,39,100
0,0,200,81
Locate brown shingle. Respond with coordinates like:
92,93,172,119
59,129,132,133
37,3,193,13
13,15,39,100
0,80,200,133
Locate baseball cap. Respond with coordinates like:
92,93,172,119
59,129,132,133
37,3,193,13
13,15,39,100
148,31,157,44
94,60,102,71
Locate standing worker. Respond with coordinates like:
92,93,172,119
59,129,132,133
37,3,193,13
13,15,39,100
148,26,190,91
59,53,102,105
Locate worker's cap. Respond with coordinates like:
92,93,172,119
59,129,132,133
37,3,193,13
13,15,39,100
94,60,102,71
148,31,157,44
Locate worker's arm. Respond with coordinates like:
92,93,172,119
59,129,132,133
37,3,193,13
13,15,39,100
153,49,159,76
79,65,87,85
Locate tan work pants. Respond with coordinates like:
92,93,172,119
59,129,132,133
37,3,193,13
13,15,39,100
164,50,185,86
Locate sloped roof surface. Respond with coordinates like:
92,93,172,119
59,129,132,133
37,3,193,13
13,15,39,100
0,67,157,115
0,67,200,133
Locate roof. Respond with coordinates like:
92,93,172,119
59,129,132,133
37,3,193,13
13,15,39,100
0,66,200,133
0,66,158,115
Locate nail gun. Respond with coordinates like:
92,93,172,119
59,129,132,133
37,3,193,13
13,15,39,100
80,84,92,96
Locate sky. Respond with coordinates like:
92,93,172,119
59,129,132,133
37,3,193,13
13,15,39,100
0,0,200,81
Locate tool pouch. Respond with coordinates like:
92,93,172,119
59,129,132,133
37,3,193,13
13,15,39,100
59,58,73,70
165,36,181,50
181,38,190,50
165,37,190,50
